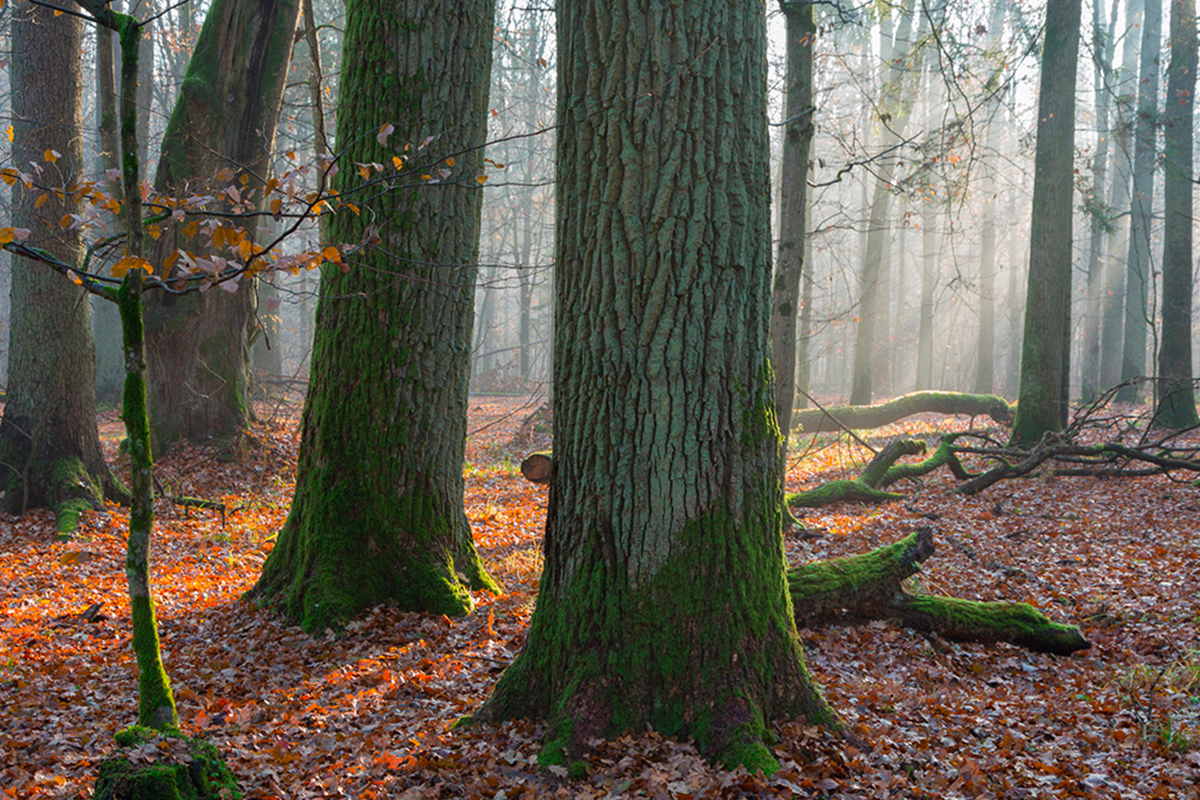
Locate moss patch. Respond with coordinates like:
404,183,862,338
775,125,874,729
95,728,241,800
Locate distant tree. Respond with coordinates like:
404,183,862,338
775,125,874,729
143,0,301,453
770,0,816,444
473,0,839,772
0,1,118,533
249,0,500,631
1118,0,1162,402
1011,0,1082,444
1153,0,1197,427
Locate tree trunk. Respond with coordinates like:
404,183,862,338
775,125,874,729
474,0,839,773
93,7,125,405
0,1,115,533
1099,0,1145,391
770,0,815,449
1117,0,1162,403
1080,0,1119,402
1011,0,1082,445
142,0,301,453
1153,0,1197,427
250,0,500,633
850,1,918,405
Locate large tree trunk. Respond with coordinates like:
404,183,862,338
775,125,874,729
0,2,116,533
1117,0,1162,403
1153,0,1197,427
250,0,499,633
93,6,125,405
770,0,816,449
1011,0,1082,445
142,0,301,453
474,0,838,774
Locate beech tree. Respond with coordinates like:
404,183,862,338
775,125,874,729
249,0,500,631
0,0,118,532
1011,0,1082,445
472,0,839,772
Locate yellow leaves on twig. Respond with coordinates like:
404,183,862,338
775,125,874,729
111,255,153,278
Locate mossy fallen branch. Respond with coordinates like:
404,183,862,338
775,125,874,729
786,437,971,509
793,391,1015,433
788,529,1090,655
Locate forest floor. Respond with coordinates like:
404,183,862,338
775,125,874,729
2,395,1200,799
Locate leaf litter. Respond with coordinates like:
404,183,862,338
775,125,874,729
1,399,1199,798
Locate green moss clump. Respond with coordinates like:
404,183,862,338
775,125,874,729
96,728,241,800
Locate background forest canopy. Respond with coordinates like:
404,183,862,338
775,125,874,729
0,0,1192,415
0,0,1198,794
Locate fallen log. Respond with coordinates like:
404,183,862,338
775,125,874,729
789,528,1090,655
793,391,1015,433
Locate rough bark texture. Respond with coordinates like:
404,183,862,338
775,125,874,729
788,529,1089,656
143,0,301,453
770,0,815,443
1011,0,1082,445
0,2,115,533
792,391,1014,433
473,0,838,774
1117,0,1161,403
250,0,499,633
1153,0,1197,428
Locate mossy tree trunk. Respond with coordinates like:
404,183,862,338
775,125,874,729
792,391,1014,433
1152,0,1197,428
249,0,499,633
474,0,838,774
770,0,816,445
1010,0,1082,446
142,0,301,453
0,1,117,534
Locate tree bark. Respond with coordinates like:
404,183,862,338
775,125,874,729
1117,0,1162,403
249,0,499,633
0,1,116,533
142,0,301,453
792,390,1014,433
770,0,816,451
474,0,839,773
1152,0,1197,428
93,5,125,405
1011,0,1082,445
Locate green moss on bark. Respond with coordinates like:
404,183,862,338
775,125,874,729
96,728,241,800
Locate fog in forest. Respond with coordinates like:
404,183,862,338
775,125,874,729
0,0,1194,415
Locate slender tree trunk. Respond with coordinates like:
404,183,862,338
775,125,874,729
1011,0,1082,445
0,1,115,532
852,1,921,404
1081,0,1120,401
916,198,939,390
474,0,838,773
143,0,302,453
1100,0,1144,389
1153,0,1197,427
1118,0,1162,402
250,0,500,632
796,208,814,409
770,0,815,445
93,7,125,404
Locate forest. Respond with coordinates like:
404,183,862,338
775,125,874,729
0,0,1198,796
